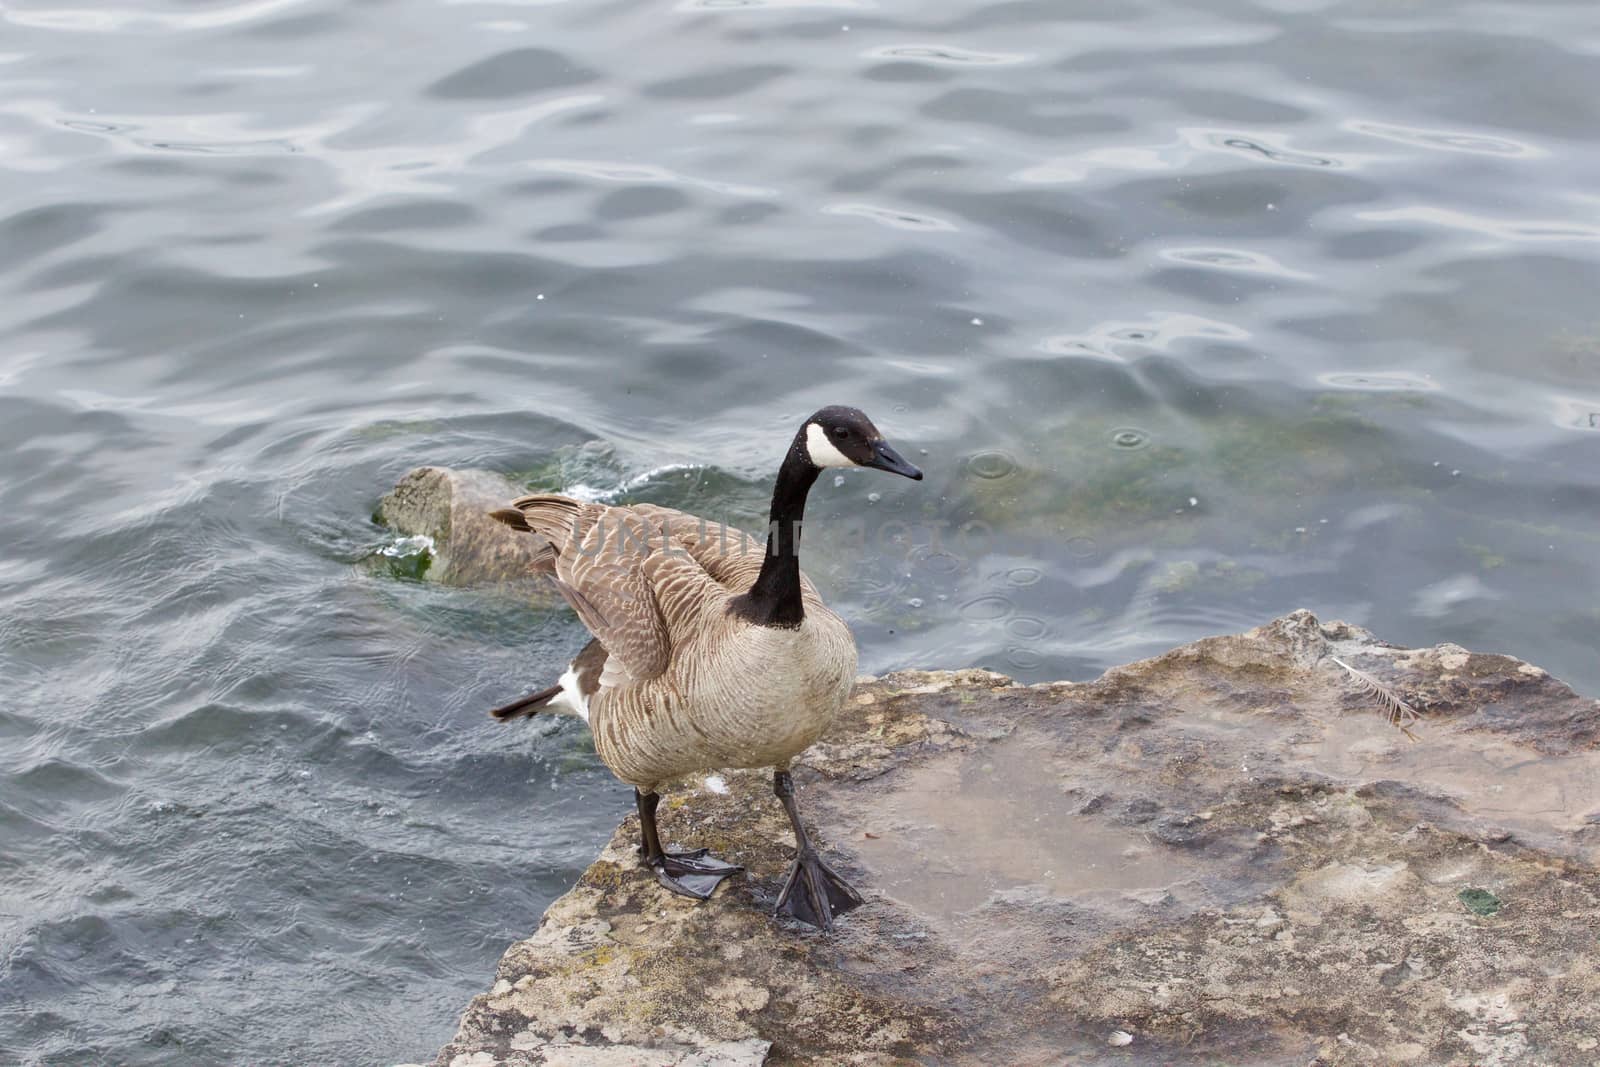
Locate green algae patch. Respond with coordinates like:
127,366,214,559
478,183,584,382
949,403,1412,549
1458,887,1501,916
382,537,434,581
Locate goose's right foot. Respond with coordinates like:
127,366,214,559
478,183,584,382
651,850,743,900
635,789,742,901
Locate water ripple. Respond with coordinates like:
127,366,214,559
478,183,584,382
1552,396,1600,432
6,0,1600,1063
1358,206,1600,244
2,0,312,33
1192,129,1343,168
1040,312,1251,359
1318,371,1440,392
425,47,599,101
1012,143,1177,184
864,44,1030,66
822,202,957,232
677,0,869,9
138,137,301,155
1159,246,1314,280
1345,119,1543,158
524,158,777,198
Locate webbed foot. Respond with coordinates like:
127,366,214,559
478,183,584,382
774,847,863,929
635,789,742,900
770,769,865,930
651,850,744,900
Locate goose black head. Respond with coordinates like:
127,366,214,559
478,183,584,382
799,405,923,480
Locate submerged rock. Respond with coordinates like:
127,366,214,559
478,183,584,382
429,612,1600,1066
376,466,551,588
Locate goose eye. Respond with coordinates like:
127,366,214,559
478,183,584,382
833,427,848,438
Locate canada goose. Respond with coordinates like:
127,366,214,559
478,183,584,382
486,406,922,929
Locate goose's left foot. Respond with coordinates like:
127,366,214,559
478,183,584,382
635,789,742,901
775,846,863,929
772,770,864,930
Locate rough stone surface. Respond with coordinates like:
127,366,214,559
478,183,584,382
429,613,1600,1066
377,466,553,588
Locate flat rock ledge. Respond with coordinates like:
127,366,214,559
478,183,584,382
424,611,1600,1067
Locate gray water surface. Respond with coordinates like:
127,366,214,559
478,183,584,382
3,0,1598,1063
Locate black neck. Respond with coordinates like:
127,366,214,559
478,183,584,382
729,440,818,628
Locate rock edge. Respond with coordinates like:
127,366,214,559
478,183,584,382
426,614,1600,1066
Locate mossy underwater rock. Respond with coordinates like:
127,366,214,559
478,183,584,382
427,612,1600,1066
376,466,554,588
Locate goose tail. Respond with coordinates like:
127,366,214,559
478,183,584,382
488,683,563,721
487,641,604,723
489,507,531,531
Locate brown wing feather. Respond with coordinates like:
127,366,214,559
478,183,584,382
628,502,822,600
624,503,757,588
640,549,734,644
488,506,573,578
502,495,671,682
498,495,823,685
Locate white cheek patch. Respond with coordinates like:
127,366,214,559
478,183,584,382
804,422,855,468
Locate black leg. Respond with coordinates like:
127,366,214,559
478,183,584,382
772,770,863,930
635,789,742,900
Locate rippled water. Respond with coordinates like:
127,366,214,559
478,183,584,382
3,0,1598,1062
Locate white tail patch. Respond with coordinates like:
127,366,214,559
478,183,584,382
804,422,854,468
549,665,590,721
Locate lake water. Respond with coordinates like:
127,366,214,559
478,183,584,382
2,0,1597,1062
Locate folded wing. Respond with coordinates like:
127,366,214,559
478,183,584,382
497,495,669,682
493,495,826,683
